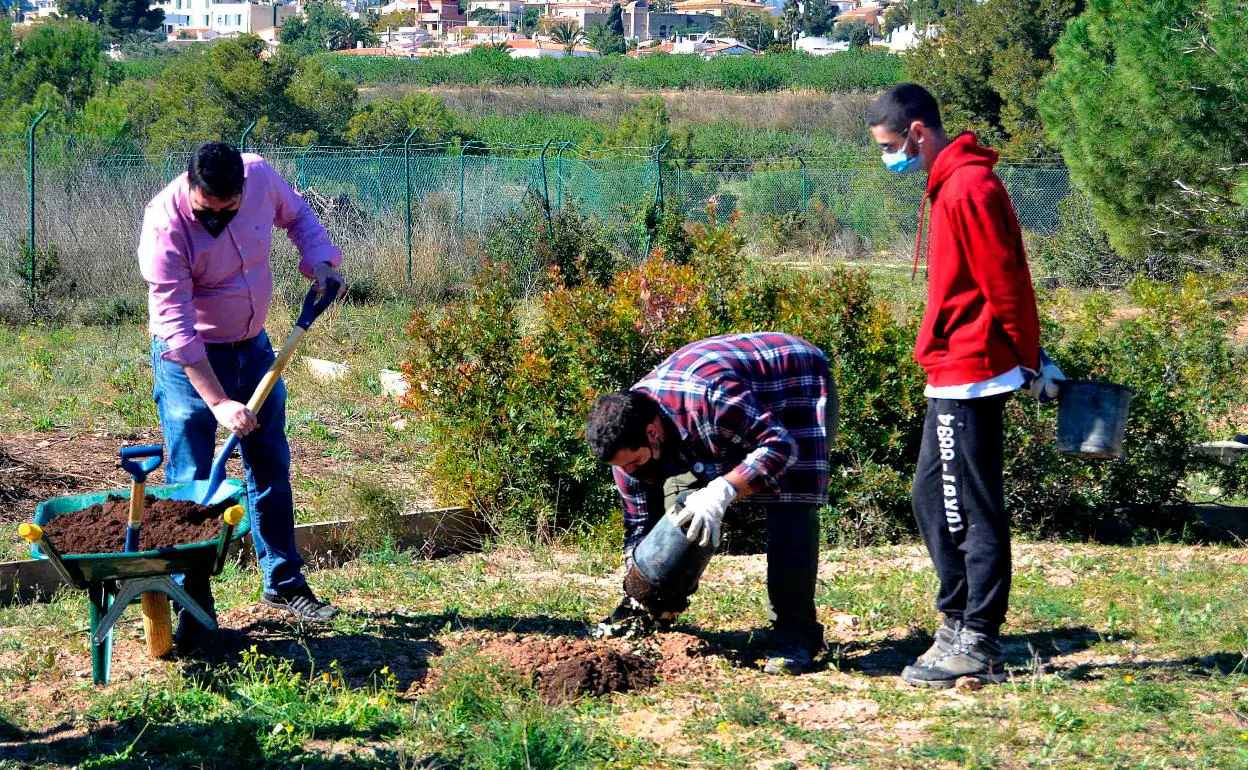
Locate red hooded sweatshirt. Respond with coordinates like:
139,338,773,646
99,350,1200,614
914,132,1041,387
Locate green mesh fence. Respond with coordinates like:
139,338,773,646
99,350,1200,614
0,131,1081,309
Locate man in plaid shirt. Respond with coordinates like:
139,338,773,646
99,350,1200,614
586,332,836,674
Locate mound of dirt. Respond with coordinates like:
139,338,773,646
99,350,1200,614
477,636,657,704
42,495,234,554
470,630,725,703
539,647,656,704
650,631,720,681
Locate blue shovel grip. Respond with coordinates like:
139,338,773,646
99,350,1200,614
295,277,342,330
119,445,164,482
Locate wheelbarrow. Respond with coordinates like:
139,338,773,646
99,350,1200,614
19,479,250,685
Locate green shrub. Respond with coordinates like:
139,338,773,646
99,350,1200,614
79,296,146,326
5,240,74,321
485,195,616,293
650,203,695,265
346,478,407,555
346,92,462,145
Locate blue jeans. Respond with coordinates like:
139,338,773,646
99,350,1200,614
152,332,306,611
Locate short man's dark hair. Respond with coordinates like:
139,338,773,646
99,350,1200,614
866,82,943,134
188,141,245,200
586,390,660,462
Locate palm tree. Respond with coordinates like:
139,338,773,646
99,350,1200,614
549,21,586,55
713,7,752,44
486,40,513,53
327,17,381,50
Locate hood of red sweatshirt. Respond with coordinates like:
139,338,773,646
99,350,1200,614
926,132,999,198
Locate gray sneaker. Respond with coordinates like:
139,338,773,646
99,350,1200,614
261,584,339,623
901,627,1008,688
914,621,960,666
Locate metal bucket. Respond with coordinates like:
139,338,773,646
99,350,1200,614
633,500,715,594
1056,380,1133,459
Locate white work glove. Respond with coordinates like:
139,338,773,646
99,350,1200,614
1022,348,1066,403
667,477,738,549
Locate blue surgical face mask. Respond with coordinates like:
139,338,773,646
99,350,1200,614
881,131,922,174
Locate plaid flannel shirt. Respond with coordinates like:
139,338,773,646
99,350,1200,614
615,333,834,553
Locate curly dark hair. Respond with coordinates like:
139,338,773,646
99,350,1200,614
585,391,659,462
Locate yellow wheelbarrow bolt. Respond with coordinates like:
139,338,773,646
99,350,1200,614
18,523,43,543
223,505,244,526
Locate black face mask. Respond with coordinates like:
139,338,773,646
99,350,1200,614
629,433,682,483
193,207,239,238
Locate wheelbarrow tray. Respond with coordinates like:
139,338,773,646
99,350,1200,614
30,480,250,585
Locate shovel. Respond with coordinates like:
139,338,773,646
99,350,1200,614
120,445,164,553
198,278,341,505
119,444,172,657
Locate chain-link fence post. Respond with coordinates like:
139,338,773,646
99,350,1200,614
239,119,257,152
643,140,669,260
538,138,554,235
404,129,421,287
27,109,48,310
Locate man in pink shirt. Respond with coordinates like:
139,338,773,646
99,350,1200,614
139,142,344,654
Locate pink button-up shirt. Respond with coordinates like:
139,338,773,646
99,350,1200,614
138,154,342,366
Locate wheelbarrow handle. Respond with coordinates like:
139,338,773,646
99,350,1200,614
19,522,80,589
119,445,164,482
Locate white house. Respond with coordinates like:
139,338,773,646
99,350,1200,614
884,22,936,52
670,33,755,57
794,35,848,55
209,1,299,34
154,0,212,34
376,0,467,35
154,0,296,37
540,1,612,29
28,0,60,19
377,24,436,51
670,0,769,18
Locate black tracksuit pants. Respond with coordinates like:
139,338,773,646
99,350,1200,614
912,394,1011,638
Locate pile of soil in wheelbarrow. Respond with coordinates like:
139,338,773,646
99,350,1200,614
41,496,235,554
475,635,658,705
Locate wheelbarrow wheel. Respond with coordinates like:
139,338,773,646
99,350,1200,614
141,592,173,658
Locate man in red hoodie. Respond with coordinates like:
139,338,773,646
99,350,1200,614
867,83,1065,687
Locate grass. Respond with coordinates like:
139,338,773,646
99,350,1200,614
5,540,1248,768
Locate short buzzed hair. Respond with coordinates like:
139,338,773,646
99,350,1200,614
867,83,943,134
188,141,245,199
585,391,659,462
